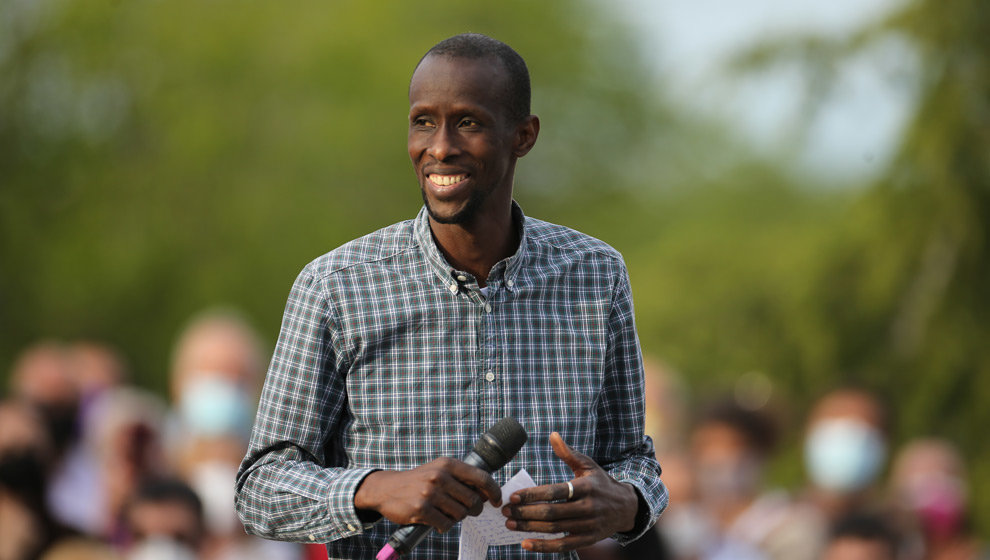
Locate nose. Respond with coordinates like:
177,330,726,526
426,123,461,161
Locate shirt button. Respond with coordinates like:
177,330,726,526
456,274,467,282
485,303,492,312
449,284,458,293
485,371,495,382
308,534,316,541
347,524,357,532
506,280,514,287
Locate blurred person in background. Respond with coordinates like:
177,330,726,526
820,512,899,560
802,388,890,522
8,343,80,459
53,342,129,535
167,309,300,560
0,399,75,560
8,342,100,535
678,398,782,560
889,438,987,560
85,386,170,543
120,478,204,560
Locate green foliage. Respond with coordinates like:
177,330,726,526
1,0,987,538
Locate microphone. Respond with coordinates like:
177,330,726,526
376,417,528,560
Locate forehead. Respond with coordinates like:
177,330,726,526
409,55,511,114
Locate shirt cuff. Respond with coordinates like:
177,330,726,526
326,468,382,539
611,481,654,545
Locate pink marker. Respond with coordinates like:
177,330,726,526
376,543,399,560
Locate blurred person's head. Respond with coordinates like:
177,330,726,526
68,341,127,410
821,512,899,560
8,342,80,454
690,397,778,511
890,438,970,546
804,388,888,498
123,478,204,557
169,310,263,441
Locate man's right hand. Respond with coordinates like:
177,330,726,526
353,457,502,533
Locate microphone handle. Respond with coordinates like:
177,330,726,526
384,451,493,556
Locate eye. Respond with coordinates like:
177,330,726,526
458,118,481,129
411,116,435,128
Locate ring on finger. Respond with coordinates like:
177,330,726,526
566,481,574,500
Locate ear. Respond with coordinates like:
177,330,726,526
512,115,540,158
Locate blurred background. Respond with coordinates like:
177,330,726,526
1,0,987,559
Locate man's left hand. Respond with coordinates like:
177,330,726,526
501,431,639,553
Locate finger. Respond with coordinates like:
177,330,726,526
503,500,585,522
549,431,597,476
447,461,503,507
429,493,472,528
508,515,599,535
508,481,574,504
521,534,598,554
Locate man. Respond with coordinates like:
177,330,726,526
235,33,667,559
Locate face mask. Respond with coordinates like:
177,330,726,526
0,449,47,504
904,474,967,541
190,461,240,535
804,418,886,493
179,376,252,439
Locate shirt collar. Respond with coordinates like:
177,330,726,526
413,202,528,293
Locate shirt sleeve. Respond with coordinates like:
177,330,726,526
594,259,669,544
234,266,377,543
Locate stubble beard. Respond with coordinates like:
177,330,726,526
421,184,487,226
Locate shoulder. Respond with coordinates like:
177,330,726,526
523,216,625,266
299,219,418,282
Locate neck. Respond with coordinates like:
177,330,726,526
428,205,518,287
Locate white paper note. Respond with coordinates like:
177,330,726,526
458,469,564,560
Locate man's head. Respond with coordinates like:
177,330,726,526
408,34,539,227
414,33,531,125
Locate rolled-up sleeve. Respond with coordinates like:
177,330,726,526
595,262,668,544
234,266,376,543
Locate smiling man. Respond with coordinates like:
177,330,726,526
235,33,667,559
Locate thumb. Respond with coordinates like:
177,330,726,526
549,431,598,476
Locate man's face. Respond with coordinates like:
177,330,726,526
408,55,521,226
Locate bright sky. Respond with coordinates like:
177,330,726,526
612,0,917,183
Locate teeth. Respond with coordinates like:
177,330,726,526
429,174,467,187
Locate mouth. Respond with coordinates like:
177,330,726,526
427,173,469,189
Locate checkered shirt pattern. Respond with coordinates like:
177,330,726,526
235,204,668,559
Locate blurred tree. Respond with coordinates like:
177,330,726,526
0,0,708,392
726,0,990,533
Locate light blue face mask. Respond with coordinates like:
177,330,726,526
804,418,887,493
179,375,252,439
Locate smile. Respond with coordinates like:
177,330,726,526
428,174,468,187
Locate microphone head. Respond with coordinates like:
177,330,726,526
474,417,528,471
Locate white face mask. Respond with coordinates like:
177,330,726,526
804,418,887,493
190,461,240,535
179,375,252,439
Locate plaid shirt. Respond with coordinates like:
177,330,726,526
235,204,667,560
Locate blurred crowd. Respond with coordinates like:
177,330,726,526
591,363,987,560
1,313,985,560
0,310,325,560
